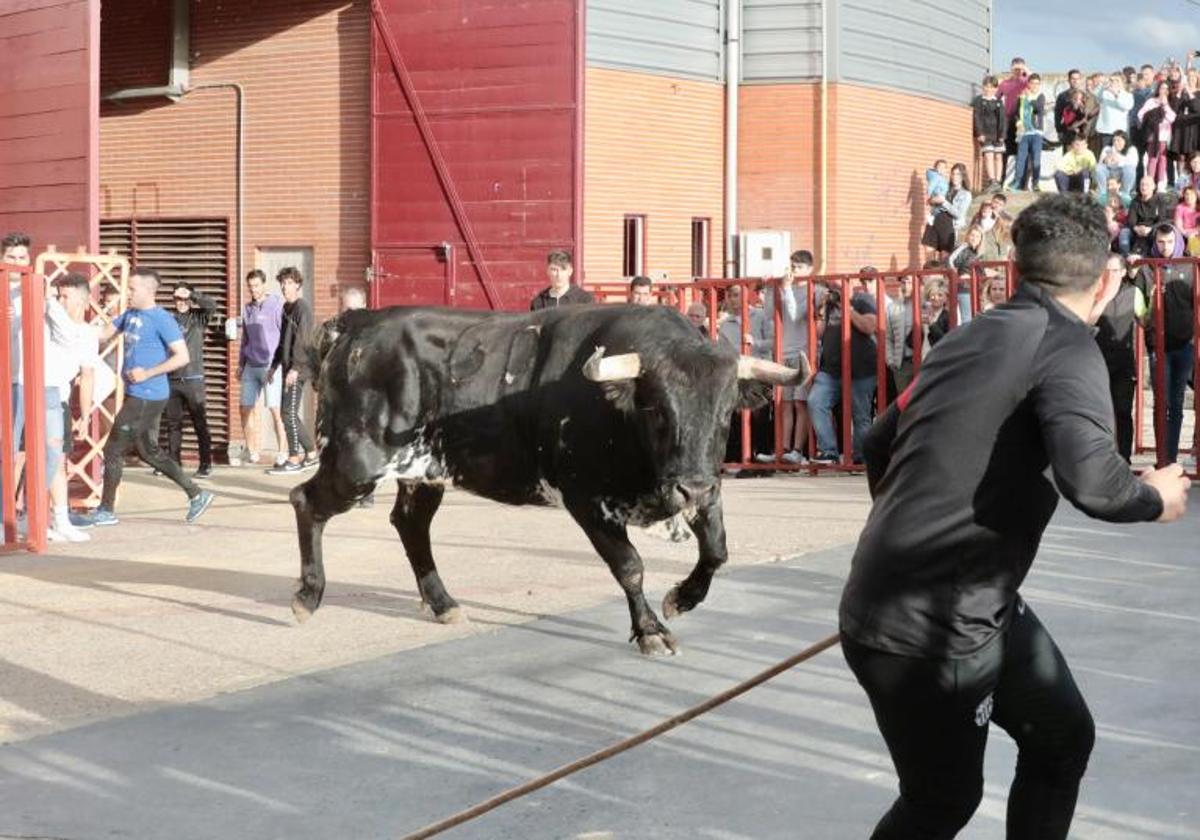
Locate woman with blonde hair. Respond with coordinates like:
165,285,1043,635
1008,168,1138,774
970,199,1012,262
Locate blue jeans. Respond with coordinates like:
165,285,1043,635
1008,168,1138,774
1159,343,1195,463
957,290,973,326
809,371,877,459
1011,133,1043,190
1095,163,1135,196
1053,172,1091,194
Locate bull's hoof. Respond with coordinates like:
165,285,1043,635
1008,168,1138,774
436,606,467,625
635,631,679,656
662,584,702,620
420,601,466,624
292,595,315,624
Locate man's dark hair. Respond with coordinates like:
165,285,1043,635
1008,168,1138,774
277,266,304,286
1154,223,1177,238
629,275,652,290
1140,64,1154,72
790,249,814,267
1028,73,1041,83
52,272,90,294
1010,56,1025,66
1111,129,1128,144
859,265,879,276
130,266,161,287
173,281,195,296
1122,65,1136,77
1011,196,1110,294
1068,68,1081,78
246,268,266,283
982,74,999,88
2,232,31,251
547,249,572,269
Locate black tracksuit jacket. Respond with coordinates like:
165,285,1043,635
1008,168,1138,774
840,283,1163,660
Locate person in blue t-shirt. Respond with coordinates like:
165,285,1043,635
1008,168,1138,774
77,267,214,527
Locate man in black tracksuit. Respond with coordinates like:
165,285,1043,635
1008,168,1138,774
839,196,1189,839
164,282,216,477
267,266,316,474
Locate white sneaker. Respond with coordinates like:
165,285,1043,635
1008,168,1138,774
753,452,776,464
48,524,91,543
781,450,806,465
273,454,288,468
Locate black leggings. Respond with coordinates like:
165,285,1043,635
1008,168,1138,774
281,375,314,458
843,599,1094,840
165,378,213,468
102,396,201,509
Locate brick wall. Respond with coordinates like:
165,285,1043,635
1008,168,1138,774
583,66,725,284
826,83,975,273
100,0,370,443
738,83,822,268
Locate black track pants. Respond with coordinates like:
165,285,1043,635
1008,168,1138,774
102,396,201,509
165,378,213,468
843,599,1095,840
281,375,314,458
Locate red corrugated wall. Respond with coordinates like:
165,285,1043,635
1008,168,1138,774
370,0,582,310
0,0,98,253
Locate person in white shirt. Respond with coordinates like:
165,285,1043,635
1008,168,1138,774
1096,74,1134,151
43,273,100,542
1095,130,1139,199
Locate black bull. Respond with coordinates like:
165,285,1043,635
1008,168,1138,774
289,303,806,654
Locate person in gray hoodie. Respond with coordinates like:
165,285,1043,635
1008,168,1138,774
757,250,821,463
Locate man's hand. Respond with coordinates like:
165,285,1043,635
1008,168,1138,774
267,367,277,384
1142,463,1191,522
285,369,299,387
127,367,149,384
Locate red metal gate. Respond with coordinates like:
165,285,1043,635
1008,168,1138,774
369,0,583,311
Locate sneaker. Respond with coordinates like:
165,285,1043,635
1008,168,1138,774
152,468,165,477
78,508,119,527
68,511,95,530
301,454,320,470
266,461,304,475
185,490,215,523
194,465,213,479
273,454,288,468
811,451,839,465
781,450,805,465
48,524,91,543
247,451,262,465
753,452,776,464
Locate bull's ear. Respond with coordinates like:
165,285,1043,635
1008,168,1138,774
736,380,772,411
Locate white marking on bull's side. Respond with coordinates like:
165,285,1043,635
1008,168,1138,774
379,426,447,483
537,479,564,507
504,372,515,385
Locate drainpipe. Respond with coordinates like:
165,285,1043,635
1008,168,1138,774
724,0,740,277
820,0,829,272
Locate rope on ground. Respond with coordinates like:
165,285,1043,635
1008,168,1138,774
399,631,843,840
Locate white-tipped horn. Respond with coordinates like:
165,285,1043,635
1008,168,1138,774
583,346,641,382
737,355,807,385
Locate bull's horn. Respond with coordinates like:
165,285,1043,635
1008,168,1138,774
737,355,807,385
583,347,641,382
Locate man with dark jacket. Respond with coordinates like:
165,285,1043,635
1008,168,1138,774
161,282,215,477
530,249,593,309
1095,254,1146,461
840,196,1189,839
266,267,316,475
1120,176,1172,255
1140,224,1197,464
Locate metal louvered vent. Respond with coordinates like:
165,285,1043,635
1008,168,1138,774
100,218,231,462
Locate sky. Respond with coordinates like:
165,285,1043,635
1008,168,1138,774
992,0,1200,73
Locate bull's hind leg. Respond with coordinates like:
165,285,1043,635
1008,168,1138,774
568,502,677,655
663,492,728,620
290,465,360,622
391,482,463,624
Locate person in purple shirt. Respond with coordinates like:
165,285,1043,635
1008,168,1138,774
237,269,287,465
77,267,215,527
997,57,1030,184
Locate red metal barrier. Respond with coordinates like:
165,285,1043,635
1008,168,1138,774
0,261,49,553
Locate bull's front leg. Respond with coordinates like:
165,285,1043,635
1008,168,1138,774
662,490,728,620
567,500,678,655
289,461,359,622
